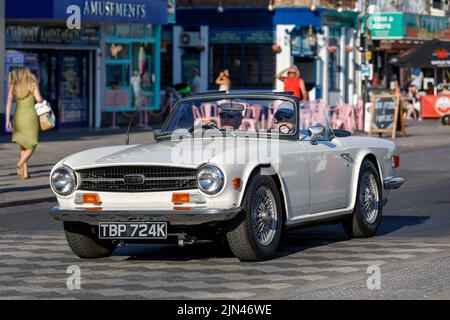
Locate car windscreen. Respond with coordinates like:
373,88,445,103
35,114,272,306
161,97,297,137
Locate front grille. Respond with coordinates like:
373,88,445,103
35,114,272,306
77,166,197,192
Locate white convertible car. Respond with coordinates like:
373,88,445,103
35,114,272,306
49,92,404,261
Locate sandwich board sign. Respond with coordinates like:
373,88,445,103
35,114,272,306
369,95,405,139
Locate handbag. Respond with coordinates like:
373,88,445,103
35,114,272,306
34,100,56,131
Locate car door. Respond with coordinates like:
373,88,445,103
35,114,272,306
277,140,311,221
301,137,352,214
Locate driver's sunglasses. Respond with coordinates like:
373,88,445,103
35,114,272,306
274,112,294,122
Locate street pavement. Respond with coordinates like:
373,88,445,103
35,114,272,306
0,120,450,300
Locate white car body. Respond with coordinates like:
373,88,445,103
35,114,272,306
49,93,404,260
52,136,396,225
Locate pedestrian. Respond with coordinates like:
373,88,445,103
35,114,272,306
215,70,231,91
190,68,202,94
5,67,43,180
277,65,308,101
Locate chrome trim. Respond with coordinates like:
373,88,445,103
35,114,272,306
383,177,405,190
49,206,241,226
81,176,196,183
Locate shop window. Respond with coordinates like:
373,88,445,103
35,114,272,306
145,25,154,38
116,25,131,38
130,25,145,38
328,29,340,92
106,64,130,88
105,25,115,37
209,44,274,89
106,44,130,61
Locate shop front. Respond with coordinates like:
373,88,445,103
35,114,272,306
4,0,169,131
368,12,450,90
5,25,100,129
274,8,357,103
172,8,275,91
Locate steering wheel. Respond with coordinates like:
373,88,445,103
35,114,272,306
188,122,221,134
278,124,293,134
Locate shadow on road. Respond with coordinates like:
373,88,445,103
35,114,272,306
113,215,429,261
0,184,50,193
377,215,430,236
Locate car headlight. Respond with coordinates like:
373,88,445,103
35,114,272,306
50,166,77,196
196,165,225,195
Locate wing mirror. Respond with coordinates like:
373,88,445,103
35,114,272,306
308,125,327,145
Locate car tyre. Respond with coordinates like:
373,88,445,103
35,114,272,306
342,159,383,238
226,175,283,261
64,222,117,259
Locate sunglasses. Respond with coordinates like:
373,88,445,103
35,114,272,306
274,112,294,122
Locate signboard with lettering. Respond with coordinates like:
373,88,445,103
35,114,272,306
6,25,100,47
290,29,316,57
367,13,404,39
243,31,273,44
6,0,169,25
368,13,450,41
210,31,242,44
369,95,405,139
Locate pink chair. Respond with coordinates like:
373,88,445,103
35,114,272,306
192,104,221,127
308,100,329,127
331,104,357,133
241,105,262,131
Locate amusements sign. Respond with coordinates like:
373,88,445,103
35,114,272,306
369,95,404,139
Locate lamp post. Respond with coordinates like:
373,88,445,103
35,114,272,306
358,0,370,130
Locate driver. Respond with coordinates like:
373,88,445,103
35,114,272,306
219,105,243,130
273,103,295,134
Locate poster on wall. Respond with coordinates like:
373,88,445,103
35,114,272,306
59,56,88,126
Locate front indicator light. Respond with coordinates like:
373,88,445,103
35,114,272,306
172,193,190,204
75,193,102,206
172,193,206,204
83,193,102,205
232,178,242,189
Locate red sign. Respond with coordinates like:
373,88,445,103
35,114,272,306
421,94,450,118
433,49,449,59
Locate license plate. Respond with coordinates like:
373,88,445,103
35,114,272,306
98,222,167,240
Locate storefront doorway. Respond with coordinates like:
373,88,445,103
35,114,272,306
24,50,93,128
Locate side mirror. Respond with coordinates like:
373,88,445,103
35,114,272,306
308,125,327,145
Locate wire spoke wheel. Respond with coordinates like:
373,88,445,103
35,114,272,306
360,171,379,224
251,186,278,247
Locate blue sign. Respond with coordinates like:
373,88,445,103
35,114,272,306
56,0,168,24
6,0,168,24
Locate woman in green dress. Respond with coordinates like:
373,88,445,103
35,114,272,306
5,67,43,180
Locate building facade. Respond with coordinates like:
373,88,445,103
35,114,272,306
169,0,358,105
366,0,450,91
2,0,169,131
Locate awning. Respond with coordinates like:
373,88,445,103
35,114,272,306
390,39,450,68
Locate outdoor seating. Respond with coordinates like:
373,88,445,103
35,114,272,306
241,105,263,131
192,103,221,127
331,104,357,133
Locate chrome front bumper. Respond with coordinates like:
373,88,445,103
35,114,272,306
384,177,405,190
49,207,241,226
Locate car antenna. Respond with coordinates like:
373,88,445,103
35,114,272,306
125,109,141,145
